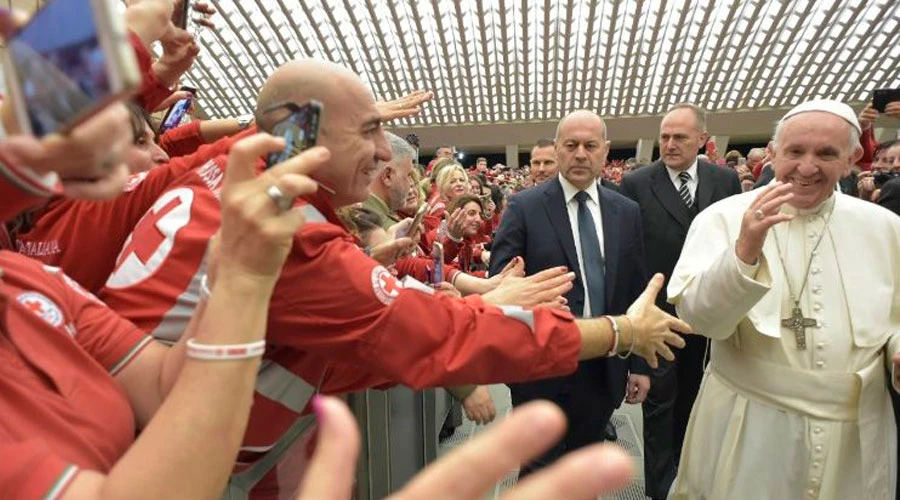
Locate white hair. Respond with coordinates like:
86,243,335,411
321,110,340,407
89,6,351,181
384,132,416,165
771,115,860,154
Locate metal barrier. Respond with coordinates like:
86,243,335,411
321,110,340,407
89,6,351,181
350,387,454,499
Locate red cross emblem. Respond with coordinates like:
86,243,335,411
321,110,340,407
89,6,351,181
370,266,402,305
24,299,44,314
18,292,63,327
118,196,184,267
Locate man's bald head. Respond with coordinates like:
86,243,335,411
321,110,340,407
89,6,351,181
554,110,610,190
251,59,391,208
555,110,607,141
254,59,371,133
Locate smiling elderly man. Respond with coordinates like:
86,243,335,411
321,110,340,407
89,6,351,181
667,99,900,499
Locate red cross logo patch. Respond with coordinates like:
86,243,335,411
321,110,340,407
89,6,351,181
18,292,64,327
371,266,402,305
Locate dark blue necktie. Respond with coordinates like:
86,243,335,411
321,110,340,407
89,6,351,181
574,190,605,317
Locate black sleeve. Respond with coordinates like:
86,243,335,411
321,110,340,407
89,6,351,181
488,194,527,276
626,207,651,375
618,175,639,203
878,178,900,217
728,169,742,196
754,166,775,189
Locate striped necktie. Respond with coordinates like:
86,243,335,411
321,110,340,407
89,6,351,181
678,171,693,208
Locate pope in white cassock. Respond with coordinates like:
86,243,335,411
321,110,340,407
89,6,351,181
666,99,900,500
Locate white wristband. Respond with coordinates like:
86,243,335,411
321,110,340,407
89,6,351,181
186,339,266,360
602,315,619,357
199,274,212,301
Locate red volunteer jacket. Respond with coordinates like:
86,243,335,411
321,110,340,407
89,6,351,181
159,120,205,158
0,251,151,500
98,150,583,498
12,130,252,293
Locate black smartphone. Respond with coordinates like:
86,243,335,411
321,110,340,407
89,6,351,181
873,89,900,113
264,101,322,169
174,0,192,29
1,0,141,136
158,85,196,134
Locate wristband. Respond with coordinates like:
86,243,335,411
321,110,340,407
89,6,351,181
186,339,266,360
602,315,619,357
199,274,212,301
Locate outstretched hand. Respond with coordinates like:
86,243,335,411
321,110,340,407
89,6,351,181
296,397,634,500
376,90,434,122
483,266,574,310
368,237,415,266
625,274,692,369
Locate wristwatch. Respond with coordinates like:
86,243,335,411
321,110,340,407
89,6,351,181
236,114,254,130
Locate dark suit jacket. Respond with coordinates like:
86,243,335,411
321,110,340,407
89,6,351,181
879,177,900,216
754,163,774,189
619,160,741,315
489,177,649,414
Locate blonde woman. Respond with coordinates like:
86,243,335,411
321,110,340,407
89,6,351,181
429,163,469,217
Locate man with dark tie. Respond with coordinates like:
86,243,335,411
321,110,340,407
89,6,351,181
619,103,741,499
490,110,651,475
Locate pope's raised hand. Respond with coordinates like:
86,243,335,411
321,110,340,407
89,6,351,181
736,181,795,265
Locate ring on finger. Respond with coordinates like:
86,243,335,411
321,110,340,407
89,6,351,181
266,184,293,211
753,209,765,221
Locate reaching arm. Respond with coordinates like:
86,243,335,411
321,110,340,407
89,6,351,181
59,136,326,499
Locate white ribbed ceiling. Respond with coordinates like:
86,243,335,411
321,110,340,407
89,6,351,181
181,0,900,125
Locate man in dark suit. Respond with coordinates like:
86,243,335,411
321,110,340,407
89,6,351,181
490,110,650,474
619,103,741,500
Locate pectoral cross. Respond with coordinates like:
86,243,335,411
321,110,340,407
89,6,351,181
781,306,817,350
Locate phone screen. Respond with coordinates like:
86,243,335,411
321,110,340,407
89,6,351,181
431,242,444,285
7,0,113,136
158,88,196,134
266,101,322,169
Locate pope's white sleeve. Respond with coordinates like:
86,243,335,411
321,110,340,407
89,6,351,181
668,208,772,340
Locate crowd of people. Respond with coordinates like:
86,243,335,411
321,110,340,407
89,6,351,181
1,1,899,499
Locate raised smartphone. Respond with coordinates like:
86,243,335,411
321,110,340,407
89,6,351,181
398,202,430,240
158,85,196,134
431,241,444,286
264,100,322,169
873,88,900,113
1,0,141,136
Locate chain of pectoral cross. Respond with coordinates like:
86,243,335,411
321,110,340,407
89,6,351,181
771,202,836,350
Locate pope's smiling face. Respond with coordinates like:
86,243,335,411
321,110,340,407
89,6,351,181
769,111,862,210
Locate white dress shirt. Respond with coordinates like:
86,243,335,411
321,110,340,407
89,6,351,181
558,174,604,318
666,159,699,202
